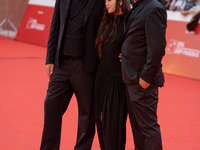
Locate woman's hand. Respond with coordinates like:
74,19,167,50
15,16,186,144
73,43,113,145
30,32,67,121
118,53,122,62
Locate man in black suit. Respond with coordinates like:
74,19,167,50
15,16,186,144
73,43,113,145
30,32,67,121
40,0,104,150
121,0,167,149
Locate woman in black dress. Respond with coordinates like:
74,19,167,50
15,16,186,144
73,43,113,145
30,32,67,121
94,0,131,150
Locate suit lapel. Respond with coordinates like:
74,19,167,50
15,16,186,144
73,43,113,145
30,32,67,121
84,0,97,26
70,0,89,19
62,0,72,25
124,0,151,37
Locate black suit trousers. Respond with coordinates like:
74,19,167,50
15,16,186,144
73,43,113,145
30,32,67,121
126,84,162,150
40,57,95,150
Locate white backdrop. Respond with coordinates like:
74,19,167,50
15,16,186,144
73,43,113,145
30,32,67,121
28,0,56,7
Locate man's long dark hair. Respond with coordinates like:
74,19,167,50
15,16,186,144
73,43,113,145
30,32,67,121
95,0,131,58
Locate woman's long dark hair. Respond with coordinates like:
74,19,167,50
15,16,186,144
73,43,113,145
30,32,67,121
95,0,131,58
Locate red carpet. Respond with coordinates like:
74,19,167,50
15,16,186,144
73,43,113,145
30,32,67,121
0,36,200,150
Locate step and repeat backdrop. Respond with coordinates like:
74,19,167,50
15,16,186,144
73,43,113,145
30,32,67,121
163,11,200,80
15,0,55,46
15,0,200,80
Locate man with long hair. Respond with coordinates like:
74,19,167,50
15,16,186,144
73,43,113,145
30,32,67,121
40,0,104,150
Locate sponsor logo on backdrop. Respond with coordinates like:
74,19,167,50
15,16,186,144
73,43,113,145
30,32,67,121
26,17,45,31
37,11,44,15
166,39,200,58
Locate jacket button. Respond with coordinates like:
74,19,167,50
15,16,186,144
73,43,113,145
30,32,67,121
66,35,68,37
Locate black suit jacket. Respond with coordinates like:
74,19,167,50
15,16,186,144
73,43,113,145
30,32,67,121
45,0,104,72
121,0,167,87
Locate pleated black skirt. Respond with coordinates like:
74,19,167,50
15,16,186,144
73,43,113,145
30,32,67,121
94,75,127,150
